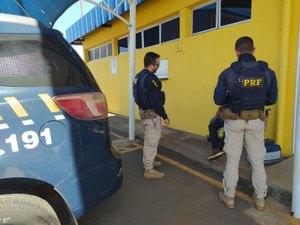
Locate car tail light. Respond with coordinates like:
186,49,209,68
52,92,108,120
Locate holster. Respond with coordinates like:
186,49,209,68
264,109,271,131
139,109,157,120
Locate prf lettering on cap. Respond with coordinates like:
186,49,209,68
242,77,264,88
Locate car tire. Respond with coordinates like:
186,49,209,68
0,194,61,225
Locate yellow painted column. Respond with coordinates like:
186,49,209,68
276,0,292,156
111,37,118,56
180,8,191,39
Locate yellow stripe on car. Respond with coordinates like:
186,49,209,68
38,94,60,113
4,97,28,118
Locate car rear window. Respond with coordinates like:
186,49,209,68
0,34,97,87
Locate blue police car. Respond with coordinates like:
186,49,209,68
0,13,123,225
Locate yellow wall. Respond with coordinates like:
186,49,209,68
83,0,300,157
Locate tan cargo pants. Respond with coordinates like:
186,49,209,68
142,115,161,170
223,118,267,199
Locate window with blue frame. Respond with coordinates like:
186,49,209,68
88,50,94,62
94,48,100,59
117,16,180,53
193,3,217,34
118,32,143,54
221,0,251,26
88,42,112,62
144,25,159,48
161,17,180,43
192,0,251,35
118,37,128,54
136,32,142,49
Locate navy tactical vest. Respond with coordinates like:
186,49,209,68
226,60,270,111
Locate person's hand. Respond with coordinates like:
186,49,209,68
164,118,170,127
216,106,224,118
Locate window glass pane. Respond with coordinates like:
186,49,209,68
161,18,179,43
94,48,100,59
0,38,93,87
193,3,216,34
107,43,112,56
136,32,142,49
144,26,159,48
88,50,94,61
100,45,107,58
118,37,128,54
221,0,251,26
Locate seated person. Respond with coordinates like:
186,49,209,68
208,106,225,160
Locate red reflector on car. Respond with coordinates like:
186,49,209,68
52,92,108,120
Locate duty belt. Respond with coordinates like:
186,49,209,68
223,108,264,120
139,109,158,120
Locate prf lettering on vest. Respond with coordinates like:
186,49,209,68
242,78,264,88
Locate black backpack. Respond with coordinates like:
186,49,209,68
133,70,150,107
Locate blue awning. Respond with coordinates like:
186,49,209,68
66,0,144,44
0,0,78,27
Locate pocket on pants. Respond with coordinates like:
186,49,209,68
145,131,160,146
144,119,161,146
142,119,153,129
153,116,162,130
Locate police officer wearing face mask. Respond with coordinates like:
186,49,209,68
214,36,278,211
133,52,170,179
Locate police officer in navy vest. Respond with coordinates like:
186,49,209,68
133,52,170,179
214,36,278,210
